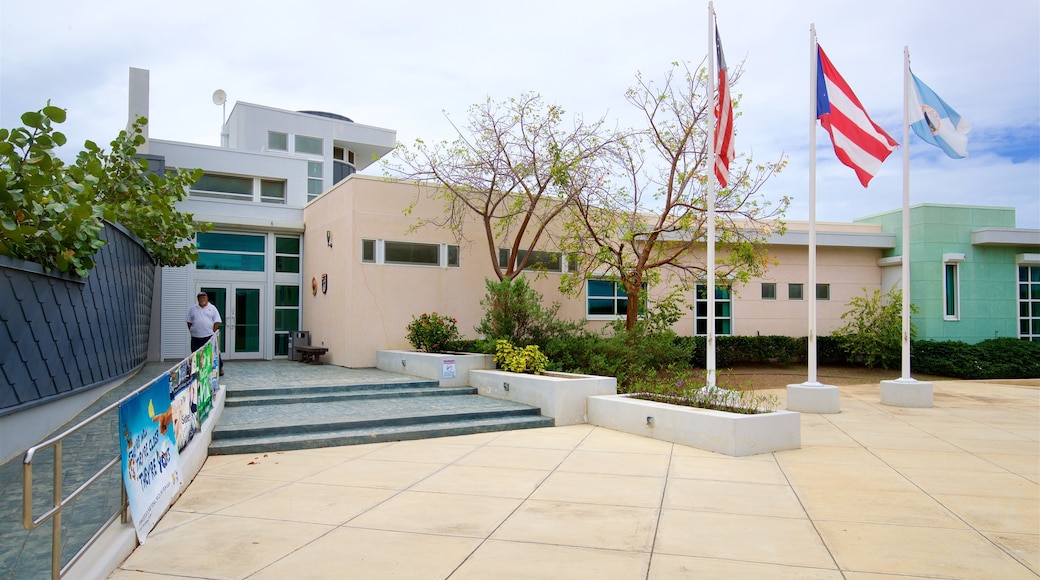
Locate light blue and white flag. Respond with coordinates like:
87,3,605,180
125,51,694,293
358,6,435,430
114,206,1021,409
908,71,971,159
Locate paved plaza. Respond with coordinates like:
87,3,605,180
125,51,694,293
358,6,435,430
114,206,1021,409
2,362,1037,579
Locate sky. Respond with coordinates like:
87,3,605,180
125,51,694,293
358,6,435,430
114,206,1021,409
2,0,1038,228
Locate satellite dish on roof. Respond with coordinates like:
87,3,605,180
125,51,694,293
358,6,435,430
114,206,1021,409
212,89,227,105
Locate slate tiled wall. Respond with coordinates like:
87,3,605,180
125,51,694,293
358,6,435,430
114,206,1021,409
0,222,154,415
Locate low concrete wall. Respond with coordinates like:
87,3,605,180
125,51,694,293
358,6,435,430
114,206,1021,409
588,394,800,456
376,350,493,387
469,370,617,426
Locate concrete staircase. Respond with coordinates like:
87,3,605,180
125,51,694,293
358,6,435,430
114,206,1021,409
209,380,553,455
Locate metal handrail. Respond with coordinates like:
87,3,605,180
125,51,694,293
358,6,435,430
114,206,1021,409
22,334,219,579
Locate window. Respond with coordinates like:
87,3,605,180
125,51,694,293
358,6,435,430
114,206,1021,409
789,283,804,300
191,173,252,201
307,161,323,201
695,284,732,335
275,236,300,273
260,179,286,204
943,254,964,320
816,284,830,300
196,232,265,271
274,285,300,356
295,135,323,156
361,239,459,267
268,131,288,151
498,248,567,273
1019,265,1040,342
761,283,776,300
587,279,638,318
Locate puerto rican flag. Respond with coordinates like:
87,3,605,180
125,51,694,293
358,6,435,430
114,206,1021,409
714,28,734,188
816,44,898,187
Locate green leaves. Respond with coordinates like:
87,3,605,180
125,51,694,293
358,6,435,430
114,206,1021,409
1,105,210,275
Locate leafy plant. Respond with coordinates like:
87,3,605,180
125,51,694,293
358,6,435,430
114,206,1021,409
493,340,548,374
628,368,779,414
832,287,916,369
1,104,209,276
476,276,580,347
405,312,461,352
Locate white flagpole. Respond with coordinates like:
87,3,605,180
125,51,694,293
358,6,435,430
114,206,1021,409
807,24,819,386
706,1,717,388
900,45,912,380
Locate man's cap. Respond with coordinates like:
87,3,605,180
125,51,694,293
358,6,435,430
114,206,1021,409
197,291,207,297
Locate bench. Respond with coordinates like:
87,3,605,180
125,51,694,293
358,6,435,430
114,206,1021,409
295,345,329,365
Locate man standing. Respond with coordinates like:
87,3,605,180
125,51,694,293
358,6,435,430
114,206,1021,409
186,291,224,376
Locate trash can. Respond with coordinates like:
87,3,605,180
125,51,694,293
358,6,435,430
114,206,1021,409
288,331,310,361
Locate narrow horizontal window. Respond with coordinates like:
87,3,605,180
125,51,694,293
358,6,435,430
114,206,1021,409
295,135,323,156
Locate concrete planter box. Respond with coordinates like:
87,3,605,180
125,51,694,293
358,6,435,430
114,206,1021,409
376,350,493,387
469,369,617,426
587,394,800,456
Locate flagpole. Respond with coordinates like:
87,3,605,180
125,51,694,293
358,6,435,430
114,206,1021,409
706,1,717,388
901,45,912,380
807,24,819,386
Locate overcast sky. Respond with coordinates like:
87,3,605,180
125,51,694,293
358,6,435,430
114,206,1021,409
3,0,1037,228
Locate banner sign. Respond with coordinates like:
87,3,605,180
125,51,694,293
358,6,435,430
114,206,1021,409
119,376,183,543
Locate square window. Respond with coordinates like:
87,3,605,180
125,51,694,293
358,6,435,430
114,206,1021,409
261,179,286,204
761,283,776,300
816,284,830,300
268,131,288,151
789,284,804,300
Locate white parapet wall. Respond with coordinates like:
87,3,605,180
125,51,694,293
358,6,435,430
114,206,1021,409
469,369,617,426
587,394,801,457
376,350,493,387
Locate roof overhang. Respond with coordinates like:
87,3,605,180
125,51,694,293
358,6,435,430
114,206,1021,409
971,228,1040,247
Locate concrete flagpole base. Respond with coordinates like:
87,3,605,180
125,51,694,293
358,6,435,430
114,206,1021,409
880,378,933,408
786,382,840,414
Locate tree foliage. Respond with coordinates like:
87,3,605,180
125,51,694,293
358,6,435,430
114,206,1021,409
833,287,917,369
476,276,579,346
388,93,618,281
561,61,788,330
0,104,209,276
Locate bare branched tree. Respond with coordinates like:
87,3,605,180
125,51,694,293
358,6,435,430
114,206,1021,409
561,60,789,330
388,93,618,281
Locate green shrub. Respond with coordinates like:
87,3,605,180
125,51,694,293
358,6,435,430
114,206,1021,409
912,338,1040,379
476,276,580,346
493,340,548,374
833,287,916,369
405,312,461,353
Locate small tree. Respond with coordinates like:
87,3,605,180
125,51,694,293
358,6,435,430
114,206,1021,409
561,61,788,330
833,287,917,369
476,276,577,346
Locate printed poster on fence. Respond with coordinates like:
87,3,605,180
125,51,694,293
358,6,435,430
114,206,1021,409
193,342,216,425
119,375,183,543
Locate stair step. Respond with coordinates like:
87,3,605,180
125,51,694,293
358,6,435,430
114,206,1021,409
225,380,439,398
213,406,544,440
225,386,477,407
208,414,555,455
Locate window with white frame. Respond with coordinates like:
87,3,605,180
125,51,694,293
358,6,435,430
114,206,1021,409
1019,264,1040,342
268,131,288,151
695,283,732,335
307,161,323,201
260,179,286,204
586,279,645,319
190,172,253,201
498,248,571,273
295,135,323,156
360,239,459,267
943,253,964,320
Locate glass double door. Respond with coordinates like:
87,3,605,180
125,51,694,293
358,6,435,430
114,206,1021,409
199,285,263,359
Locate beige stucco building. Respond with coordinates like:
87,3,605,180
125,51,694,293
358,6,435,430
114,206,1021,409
302,175,895,368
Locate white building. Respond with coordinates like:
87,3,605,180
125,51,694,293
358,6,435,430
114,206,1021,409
129,68,396,361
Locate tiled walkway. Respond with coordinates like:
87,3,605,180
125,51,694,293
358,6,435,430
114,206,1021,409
107,377,1038,579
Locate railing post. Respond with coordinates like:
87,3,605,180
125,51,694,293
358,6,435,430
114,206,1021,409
52,441,63,580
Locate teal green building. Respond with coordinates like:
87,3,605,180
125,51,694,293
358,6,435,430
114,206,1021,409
858,204,1040,344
